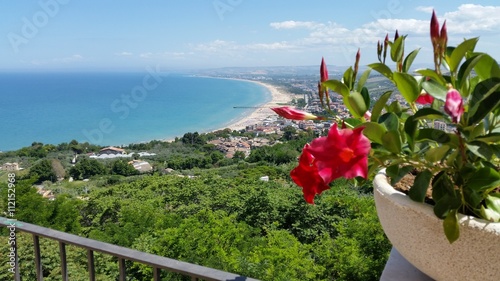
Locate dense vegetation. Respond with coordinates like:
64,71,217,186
0,130,391,281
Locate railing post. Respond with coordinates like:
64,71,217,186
118,258,126,281
87,249,95,281
59,242,68,281
153,267,161,281
33,235,43,281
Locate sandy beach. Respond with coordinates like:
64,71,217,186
223,80,295,131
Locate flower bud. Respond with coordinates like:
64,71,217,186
271,106,324,121
440,20,448,54
354,48,361,77
444,89,464,123
377,40,382,62
430,10,440,48
394,30,400,41
383,34,389,63
320,57,328,82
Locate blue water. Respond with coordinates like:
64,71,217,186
0,72,270,151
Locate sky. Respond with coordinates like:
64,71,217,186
1,0,499,72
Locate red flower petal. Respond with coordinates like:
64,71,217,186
271,106,322,120
290,145,330,204
306,124,370,184
416,92,434,105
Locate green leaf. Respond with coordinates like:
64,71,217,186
443,209,460,243
402,48,420,73
323,79,350,97
457,53,485,91
381,112,399,131
432,172,452,200
416,128,451,143
481,205,500,222
468,122,485,140
467,77,500,125
421,79,448,102
473,53,500,80
360,86,370,111
345,91,367,118
466,142,493,160
413,108,446,120
486,193,500,213
344,118,363,128
386,164,414,185
404,116,417,151
393,72,420,103
409,169,433,203
343,66,354,90
466,167,500,192
425,145,450,163
368,63,393,80
371,91,392,122
447,37,479,73
356,68,372,92
463,188,483,209
362,122,387,144
482,194,500,222
390,35,405,63
387,101,403,114
475,133,500,143
415,69,447,86
382,130,402,154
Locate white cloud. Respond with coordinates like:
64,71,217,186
270,20,322,30
138,51,189,60
444,4,500,34
193,40,296,53
57,54,83,63
187,4,500,65
115,51,133,56
139,52,153,59
416,6,434,13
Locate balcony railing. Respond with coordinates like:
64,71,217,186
0,216,260,281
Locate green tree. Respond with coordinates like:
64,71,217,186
28,159,57,183
69,158,107,180
110,159,138,176
233,150,246,160
283,125,297,141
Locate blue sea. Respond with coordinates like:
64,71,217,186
0,72,271,151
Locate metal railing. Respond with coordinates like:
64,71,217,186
0,217,260,281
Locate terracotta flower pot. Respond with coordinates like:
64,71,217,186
373,169,500,281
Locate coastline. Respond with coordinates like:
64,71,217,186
222,79,294,131
158,78,294,143
161,78,294,142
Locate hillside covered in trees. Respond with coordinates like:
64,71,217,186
0,129,391,281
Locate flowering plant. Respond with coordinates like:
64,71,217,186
272,11,500,243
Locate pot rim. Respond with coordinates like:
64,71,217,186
374,168,500,233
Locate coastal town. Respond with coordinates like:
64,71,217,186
0,69,451,178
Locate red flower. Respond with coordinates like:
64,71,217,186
416,92,434,105
306,124,370,184
445,89,464,123
271,106,323,120
290,145,330,204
